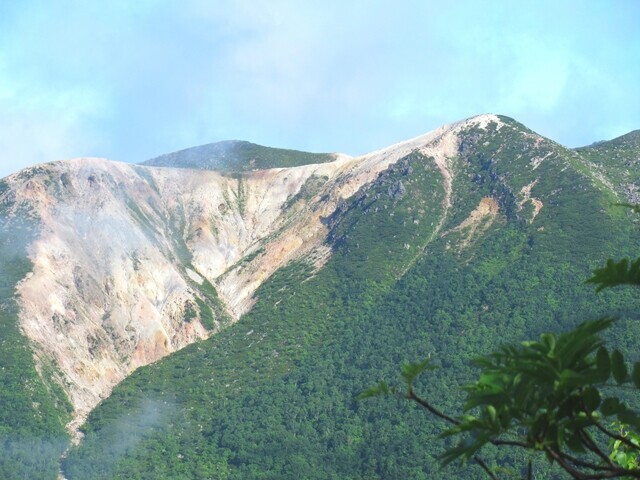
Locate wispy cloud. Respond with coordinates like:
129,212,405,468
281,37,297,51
0,0,638,178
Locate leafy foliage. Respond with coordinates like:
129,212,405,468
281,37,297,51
397,318,640,478
364,210,640,479
589,258,640,292
610,423,640,472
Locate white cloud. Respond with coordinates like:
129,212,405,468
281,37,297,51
0,0,637,174
497,42,571,114
0,65,109,177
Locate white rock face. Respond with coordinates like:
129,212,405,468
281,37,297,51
2,114,502,434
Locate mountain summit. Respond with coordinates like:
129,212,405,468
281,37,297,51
142,140,337,172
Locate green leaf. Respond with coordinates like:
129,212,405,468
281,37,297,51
440,443,471,467
596,347,611,382
566,430,586,453
530,415,547,440
558,369,588,389
587,257,640,292
556,424,565,449
582,386,600,412
357,381,391,400
611,350,628,384
546,423,559,448
540,333,556,355
617,409,640,428
477,372,505,388
557,396,576,420
400,358,435,386
486,405,497,423
440,434,492,467
499,407,511,428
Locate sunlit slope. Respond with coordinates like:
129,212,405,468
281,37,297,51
0,115,497,478
63,117,640,479
575,129,640,202
2,115,494,436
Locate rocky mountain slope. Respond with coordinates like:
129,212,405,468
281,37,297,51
0,115,494,433
2,114,640,479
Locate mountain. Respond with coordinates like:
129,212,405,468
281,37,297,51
575,129,640,202
142,140,337,172
1,115,640,479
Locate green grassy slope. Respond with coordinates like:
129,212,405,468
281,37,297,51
142,140,337,172
63,119,640,479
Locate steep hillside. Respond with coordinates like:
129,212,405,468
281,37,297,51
2,115,639,478
60,117,640,479
0,209,72,479
575,130,640,202
0,115,503,478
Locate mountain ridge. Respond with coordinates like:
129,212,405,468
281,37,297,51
63,114,640,479
2,114,498,437
1,114,640,478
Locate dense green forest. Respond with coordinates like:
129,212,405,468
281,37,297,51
60,118,640,478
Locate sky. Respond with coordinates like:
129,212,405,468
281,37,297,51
0,0,638,179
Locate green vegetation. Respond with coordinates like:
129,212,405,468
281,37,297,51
575,130,640,204
62,121,640,479
366,318,640,478
363,204,640,479
2,119,640,478
131,165,161,194
232,175,247,216
282,174,329,211
0,214,71,479
142,140,336,172
163,203,231,331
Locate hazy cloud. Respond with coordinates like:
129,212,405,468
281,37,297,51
60,398,177,477
0,0,638,179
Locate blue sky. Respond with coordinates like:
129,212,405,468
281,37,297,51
0,0,638,179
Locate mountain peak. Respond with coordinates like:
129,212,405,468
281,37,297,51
141,140,338,172
5,114,640,478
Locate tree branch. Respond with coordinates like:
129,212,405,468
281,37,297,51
556,449,613,472
543,446,587,479
579,429,616,469
547,445,640,479
491,438,529,449
407,388,460,425
473,456,498,480
581,397,640,452
407,387,640,479
408,388,530,451
593,419,640,452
